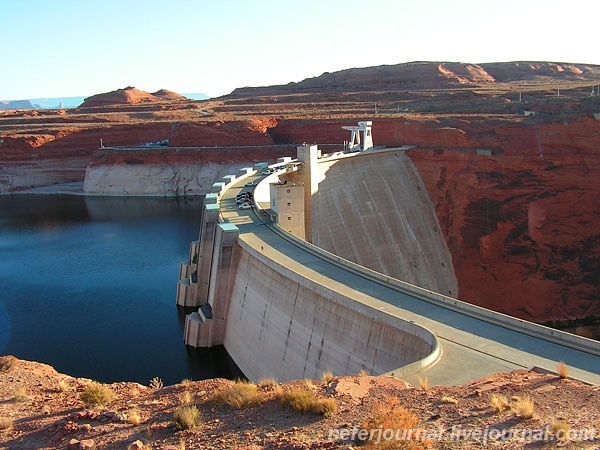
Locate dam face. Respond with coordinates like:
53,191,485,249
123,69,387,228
178,148,444,382
311,150,458,296
222,241,436,382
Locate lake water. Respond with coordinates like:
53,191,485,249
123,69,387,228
0,195,243,385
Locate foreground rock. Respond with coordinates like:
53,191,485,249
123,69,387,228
0,356,598,449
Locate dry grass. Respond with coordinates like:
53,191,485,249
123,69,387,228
279,387,337,416
212,380,264,408
127,407,142,426
440,396,458,404
57,379,69,392
0,417,14,430
321,370,335,384
79,382,116,408
258,377,278,388
0,355,17,373
180,390,193,405
359,397,429,449
149,377,163,390
513,396,534,419
303,379,316,390
358,369,368,377
12,387,29,403
172,405,201,430
418,376,429,391
490,394,510,413
550,419,570,439
180,378,192,387
557,361,569,379
279,388,337,416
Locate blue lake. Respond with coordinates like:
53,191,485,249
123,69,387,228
0,195,243,385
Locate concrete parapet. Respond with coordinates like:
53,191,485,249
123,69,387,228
222,174,236,185
205,193,218,204
238,167,256,177
211,182,226,194
253,162,268,171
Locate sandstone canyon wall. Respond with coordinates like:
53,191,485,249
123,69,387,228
0,118,282,193
83,145,295,196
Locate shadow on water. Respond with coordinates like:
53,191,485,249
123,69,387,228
0,194,244,385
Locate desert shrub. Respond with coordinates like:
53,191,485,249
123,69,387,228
258,377,278,388
181,390,193,405
557,361,568,379
490,394,510,413
180,378,192,387
279,388,337,416
303,379,316,390
0,417,14,430
149,377,163,390
212,380,263,408
172,405,201,430
128,407,142,426
0,355,17,372
550,419,570,439
57,379,69,392
513,396,534,419
321,371,334,384
12,387,28,403
359,397,428,449
80,382,116,407
418,376,429,391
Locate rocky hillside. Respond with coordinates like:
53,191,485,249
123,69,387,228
0,356,597,450
80,87,188,108
230,61,600,97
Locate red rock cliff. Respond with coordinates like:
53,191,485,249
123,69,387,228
402,116,600,325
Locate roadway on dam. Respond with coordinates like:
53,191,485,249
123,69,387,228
219,175,600,386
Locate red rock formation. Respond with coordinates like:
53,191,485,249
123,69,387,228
89,145,295,167
407,144,600,323
79,86,187,108
151,89,187,101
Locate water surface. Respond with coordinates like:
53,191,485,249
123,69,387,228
0,195,243,385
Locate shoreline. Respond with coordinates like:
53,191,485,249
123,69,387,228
3,182,206,197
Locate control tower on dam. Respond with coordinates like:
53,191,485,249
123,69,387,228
176,122,600,385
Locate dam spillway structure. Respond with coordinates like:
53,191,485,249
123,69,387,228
175,122,600,386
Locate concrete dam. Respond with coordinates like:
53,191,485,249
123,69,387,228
176,126,600,386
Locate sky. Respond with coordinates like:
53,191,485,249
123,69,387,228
1,0,598,100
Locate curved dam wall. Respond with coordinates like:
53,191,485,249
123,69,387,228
221,240,437,382
311,150,458,297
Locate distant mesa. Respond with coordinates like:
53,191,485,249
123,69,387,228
229,61,600,97
0,99,35,110
79,86,188,108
